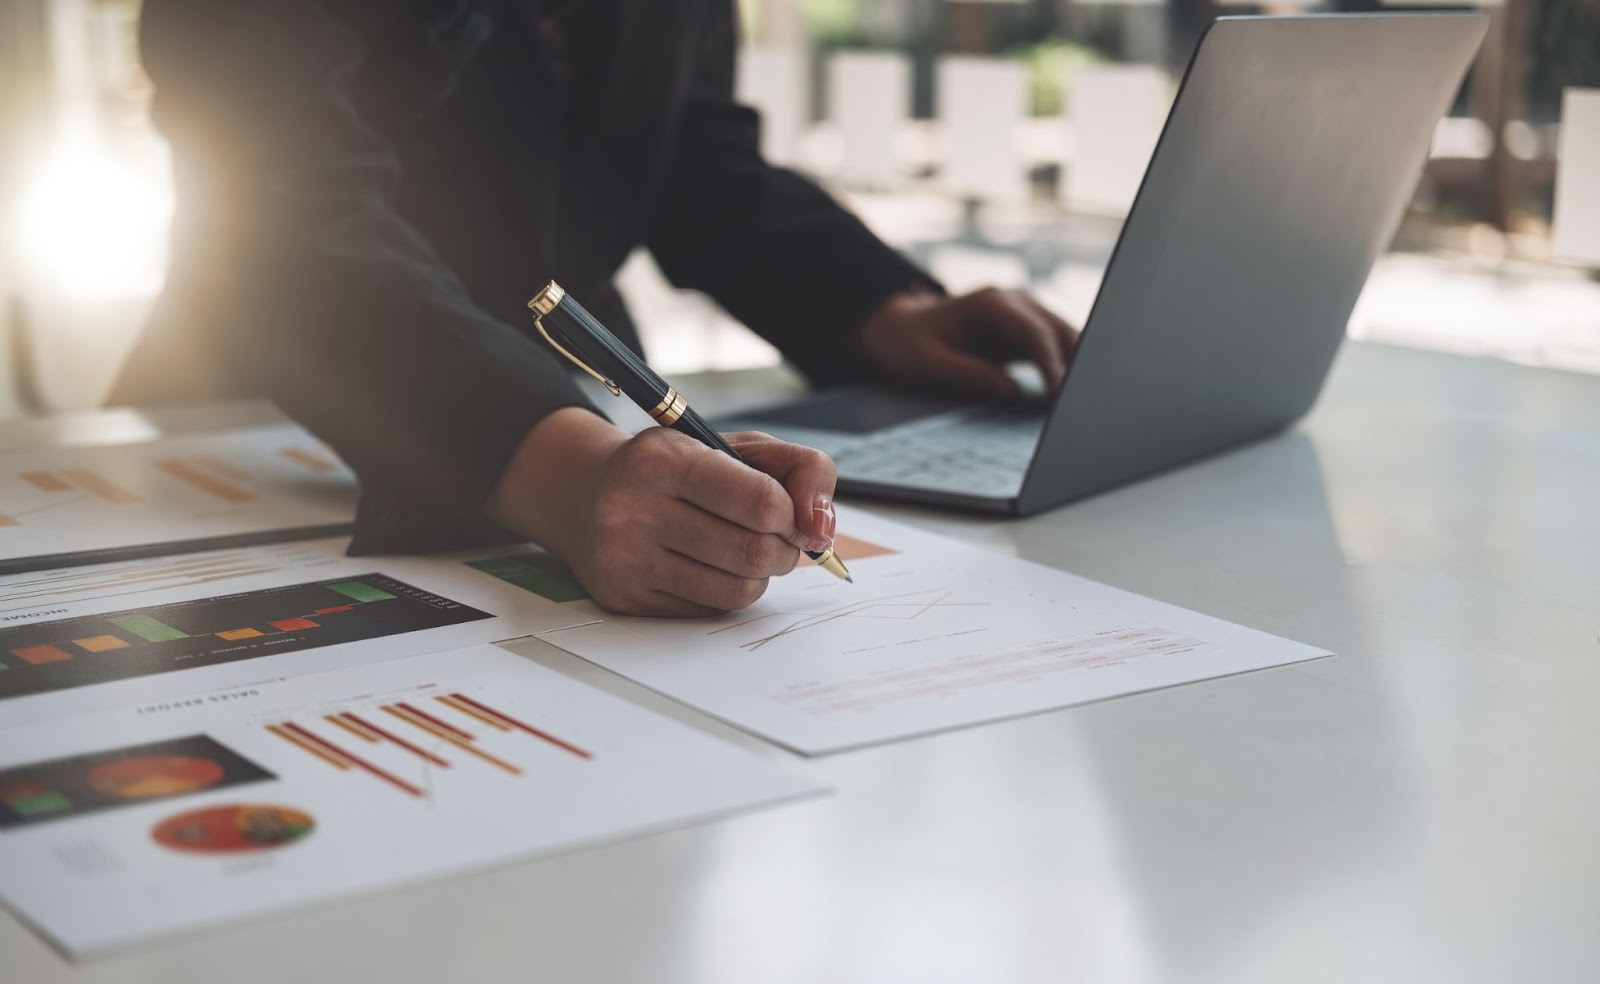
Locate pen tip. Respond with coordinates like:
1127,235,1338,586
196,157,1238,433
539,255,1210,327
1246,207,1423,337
844,575,854,583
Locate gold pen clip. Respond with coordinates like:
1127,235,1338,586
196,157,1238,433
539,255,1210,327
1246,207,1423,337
527,280,622,397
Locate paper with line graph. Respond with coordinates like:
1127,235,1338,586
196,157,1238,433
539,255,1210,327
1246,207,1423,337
0,423,358,571
539,508,1331,753
0,644,821,956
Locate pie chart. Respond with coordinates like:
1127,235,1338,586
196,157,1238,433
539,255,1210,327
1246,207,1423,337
151,804,315,854
86,756,225,799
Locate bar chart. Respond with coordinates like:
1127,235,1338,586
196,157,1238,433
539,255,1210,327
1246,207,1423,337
0,644,821,957
0,424,359,572
465,552,590,603
0,575,492,701
268,691,593,798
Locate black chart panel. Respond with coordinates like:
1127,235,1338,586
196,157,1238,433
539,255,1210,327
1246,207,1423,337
0,575,491,701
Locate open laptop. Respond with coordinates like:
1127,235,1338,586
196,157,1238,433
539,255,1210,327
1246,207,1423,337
716,14,1487,516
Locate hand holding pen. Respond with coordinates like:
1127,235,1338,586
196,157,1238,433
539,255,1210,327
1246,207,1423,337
527,282,852,584
483,281,850,617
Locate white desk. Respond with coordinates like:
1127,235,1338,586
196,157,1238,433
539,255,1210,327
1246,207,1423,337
3,341,1597,983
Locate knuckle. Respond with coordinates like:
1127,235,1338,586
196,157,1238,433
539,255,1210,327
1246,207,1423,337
591,538,632,575
745,480,791,532
732,577,767,611
736,534,772,575
592,490,630,531
803,447,838,481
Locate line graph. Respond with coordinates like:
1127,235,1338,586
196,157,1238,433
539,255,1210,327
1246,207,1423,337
710,589,988,651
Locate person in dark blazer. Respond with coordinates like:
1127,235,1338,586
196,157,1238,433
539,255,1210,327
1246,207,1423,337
114,0,1076,614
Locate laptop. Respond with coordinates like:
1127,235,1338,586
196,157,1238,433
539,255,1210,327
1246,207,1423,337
716,14,1488,516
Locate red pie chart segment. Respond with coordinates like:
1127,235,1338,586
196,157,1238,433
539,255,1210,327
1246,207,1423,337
151,804,315,854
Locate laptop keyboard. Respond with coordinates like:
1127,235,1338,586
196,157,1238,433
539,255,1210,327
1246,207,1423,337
832,408,1045,498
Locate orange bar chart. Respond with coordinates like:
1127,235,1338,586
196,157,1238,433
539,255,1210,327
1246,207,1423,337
279,447,338,473
155,459,256,504
12,645,73,665
382,703,522,775
268,721,425,797
0,514,16,528
440,693,592,760
73,635,131,653
192,455,252,482
21,471,72,493
267,617,318,632
60,469,141,504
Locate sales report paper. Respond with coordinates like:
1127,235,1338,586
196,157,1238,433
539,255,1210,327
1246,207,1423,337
535,507,1334,754
0,424,358,572
0,645,821,957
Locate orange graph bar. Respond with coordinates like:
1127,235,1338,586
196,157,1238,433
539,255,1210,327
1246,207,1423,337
73,635,130,653
216,628,263,641
269,617,318,632
279,447,338,472
381,705,521,775
21,471,71,492
156,459,256,503
435,694,511,732
326,714,381,743
394,701,474,740
280,721,424,797
340,711,451,767
193,455,251,481
0,513,16,528
13,644,72,664
267,723,351,770
446,692,593,760
61,469,141,504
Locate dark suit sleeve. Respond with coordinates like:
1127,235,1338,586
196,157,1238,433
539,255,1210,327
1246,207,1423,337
138,0,590,553
644,1,943,385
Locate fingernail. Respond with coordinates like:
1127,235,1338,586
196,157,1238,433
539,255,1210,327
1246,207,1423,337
809,492,836,552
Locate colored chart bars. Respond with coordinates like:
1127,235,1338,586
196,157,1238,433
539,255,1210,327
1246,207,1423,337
465,553,590,603
6,455,266,523
16,468,140,505
278,446,340,473
155,459,256,504
268,693,591,798
0,576,491,700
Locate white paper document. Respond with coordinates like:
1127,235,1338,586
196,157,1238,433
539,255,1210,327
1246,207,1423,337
0,539,594,729
538,509,1332,754
0,424,358,570
0,645,822,957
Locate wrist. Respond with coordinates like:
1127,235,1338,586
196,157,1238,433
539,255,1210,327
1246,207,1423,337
488,407,628,557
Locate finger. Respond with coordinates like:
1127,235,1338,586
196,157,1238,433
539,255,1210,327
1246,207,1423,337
969,290,1068,390
642,591,724,618
724,432,838,551
658,498,800,577
902,340,1020,400
664,437,798,539
1021,294,1081,364
591,586,718,618
659,549,769,612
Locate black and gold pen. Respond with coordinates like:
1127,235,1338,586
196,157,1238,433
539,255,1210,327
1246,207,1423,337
528,280,853,582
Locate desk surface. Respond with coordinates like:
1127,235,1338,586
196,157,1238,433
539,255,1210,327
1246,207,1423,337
3,341,1597,984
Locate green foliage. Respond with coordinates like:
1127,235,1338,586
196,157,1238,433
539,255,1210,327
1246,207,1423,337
1008,39,1104,117
800,0,866,42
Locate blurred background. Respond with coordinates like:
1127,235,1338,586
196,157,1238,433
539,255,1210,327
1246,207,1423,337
0,0,1596,416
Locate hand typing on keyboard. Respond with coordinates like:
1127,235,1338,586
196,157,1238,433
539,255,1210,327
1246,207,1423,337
859,287,1080,400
